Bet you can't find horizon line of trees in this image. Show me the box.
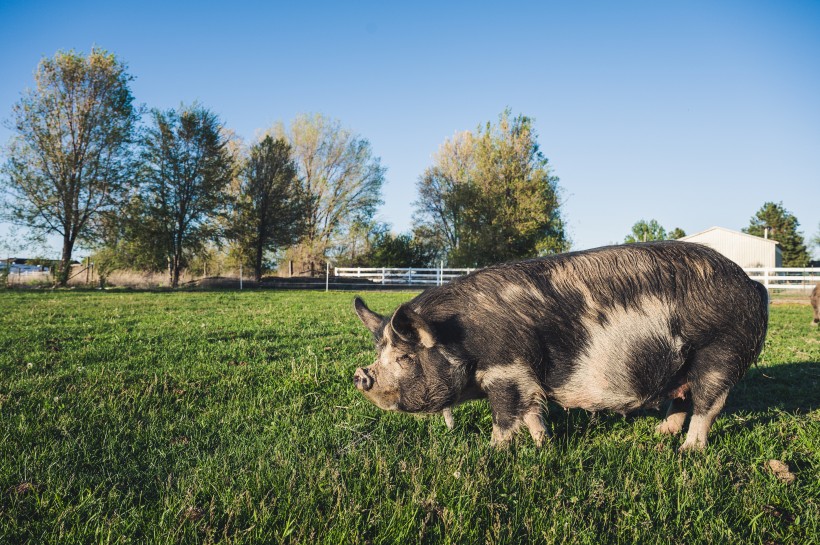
[1,49,817,287]
[0,48,570,286]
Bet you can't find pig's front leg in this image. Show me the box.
[489,405,548,447]
[484,366,549,447]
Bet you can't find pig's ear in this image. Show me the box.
[354,296,383,335]
[390,304,436,348]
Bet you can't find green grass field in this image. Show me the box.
[0,290,817,544]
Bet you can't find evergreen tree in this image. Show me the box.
[668,227,686,240]
[139,104,235,287]
[228,136,307,281]
[743,202,809,267]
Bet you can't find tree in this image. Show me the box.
[743,202,809,267]
[413,110,567,267]
[228,135,307,281]
[139,104,235,287]
[1,49,138,286]
[337,223,438,268]
[668,227,686,240]
[369,230,438,268]
[274,114,385,275]
[413,130,474,258]
[625,219,667,243]
[90,194,169,276]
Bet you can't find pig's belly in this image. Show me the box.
[549,373,647,414]
[546,298,684,414]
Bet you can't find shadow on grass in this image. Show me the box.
[726,361,819,414]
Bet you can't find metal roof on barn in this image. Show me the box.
[680,226,782,268]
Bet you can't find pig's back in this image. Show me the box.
[413,241,768,413]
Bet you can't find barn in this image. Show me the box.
[680,226,782,268]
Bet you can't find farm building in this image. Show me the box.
[680,226,782,268]
[0,257,52,274]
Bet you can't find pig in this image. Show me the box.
[811,283,820,326]
[352,241,769,451]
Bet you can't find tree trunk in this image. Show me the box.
[171,230,183,288]
[171,255,181,288]
[255,243,263,283]
[57,235,74,287]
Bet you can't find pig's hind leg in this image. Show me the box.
[655,396,691,435]
[679,345,739,451]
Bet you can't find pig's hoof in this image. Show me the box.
[490,427,514,448]
[531,431,548,448]
[678,439,706,453]
[490,438,511,449]
[655,420,683,435]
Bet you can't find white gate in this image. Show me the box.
[743,268,820,291]
[334,266,474,286]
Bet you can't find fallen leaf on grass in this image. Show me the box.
[766,459,796,483]
[182,506,204,521]
[762,504,795,524]
[12,482,35,495]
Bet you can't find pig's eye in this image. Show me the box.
[396,354,414,366]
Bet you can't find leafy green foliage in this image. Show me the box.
[275,114,385,275]
[137,104,236,286]
[625,219,668,243]
[743,202,809,267]
[365,231,438,268]
[414,110,567,267]
[0,291,816,543]
[0,48,138,285]
[338,224,439,268]
[668,227,686,240]
[91,194,172,277]
[227,136,308,281]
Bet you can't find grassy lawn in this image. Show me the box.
[0,290,817,544]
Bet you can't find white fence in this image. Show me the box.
[335,265,820,291]
[744,268,820,291]
[334,266,474,286]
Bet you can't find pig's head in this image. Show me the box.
[352,296,466,414]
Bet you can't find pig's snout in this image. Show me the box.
[353,367,374,391]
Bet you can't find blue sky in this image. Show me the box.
[1,0,819,258]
